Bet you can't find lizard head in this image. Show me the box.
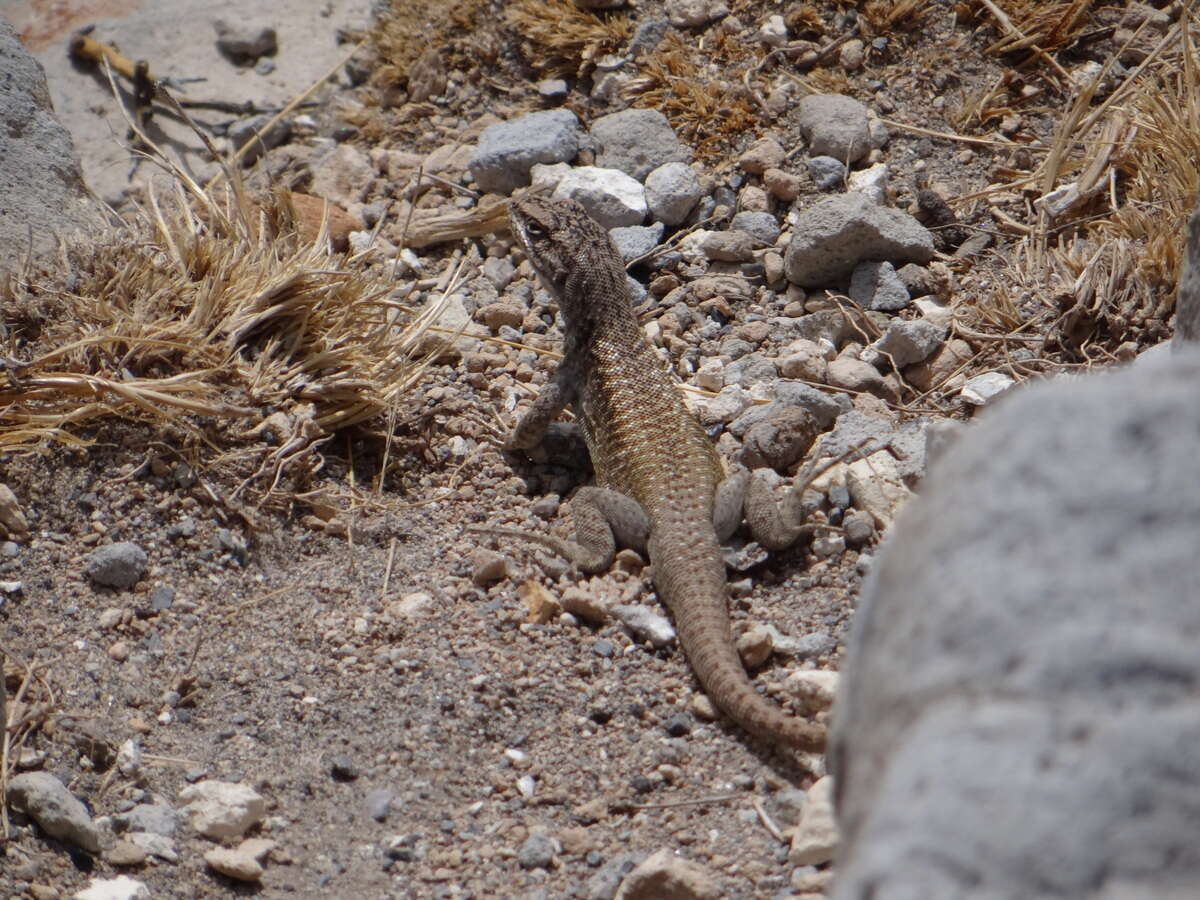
[507,193,623,309]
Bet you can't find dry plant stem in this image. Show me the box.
[876,117,1034,149]
[752,796,786,842]
[381,537,398,602]
[623,794,741,810]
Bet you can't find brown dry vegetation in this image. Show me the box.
[0,178,445,509]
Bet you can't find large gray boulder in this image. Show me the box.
[830,350,1200,900]
[1175,200,1200,345]
[0,17,102,271]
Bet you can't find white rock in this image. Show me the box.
[962,372,1017,406]
[116,739,141,777]
[552,166,647,228]
[205,845,264,882]
[560,585,612,623]
[758,14,788,47]
[615,847,721,899]
[845,450,913,529]
[73,876,150,900]
[614,604,676,648]
[178,780,266,841]
[693,384,754,426]
[785,669,840,712]
[127,831,179,862]
[914,296,954,329]
[789,776,839,865]
[530,161,571,189]
[387,591,435,618]
[694,358,724,392]
[665,0,730,29]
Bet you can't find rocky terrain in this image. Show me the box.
[0,1,1194,898]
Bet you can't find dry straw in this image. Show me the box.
[0,150,449,507]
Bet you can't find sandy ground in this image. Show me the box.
[1,0,372,206]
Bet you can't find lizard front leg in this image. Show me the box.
[505,351,583,451]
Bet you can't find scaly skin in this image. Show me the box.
[505,194,825,751]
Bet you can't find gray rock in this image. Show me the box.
[114,803,179,837]
[228,114,291,165]
[773,381,850,429]
[127,831,179,862]
[831,349,1200,900]
[730,211,780,245]
[610,223,664,262]
[0,19,102,272]
[842,509,876,547]
[850,260,910,312]
[818,410,895,459]
[469,109,583,194]
[697,230,755,262]
[626,274,648,305]
[797,94,872,164]
[628,19,670,57]
[772,309,856,346]
[364,789,394,822]
[807,155,846,190]
[724,353,778,387]
[518,831,556,870]
[309,143,373,209]
[553,166,647,228]
[85,542,148,589]
[591,108,689,181]
[481,256,516,290]
[741,407,818,472]
[8,771,102,853]
[826,356,888,396]
[771,629,837,659]
[214,21,277,64]
[784,193,935,287]
[586,852,646,900]
[869,319,946,368]
[645,161,703,226]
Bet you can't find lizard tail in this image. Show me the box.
[653,538,827,752]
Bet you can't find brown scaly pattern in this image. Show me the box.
[506,194,825,751]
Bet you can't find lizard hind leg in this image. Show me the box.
[713,468,751,542]
[568,486,651,573]
[745,469,815,552]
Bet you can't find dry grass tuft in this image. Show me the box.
[970,0,1094,55]
[624,32,759,161]
[370,0,495,87]
[0,176,446,506]
[861,0,933,32]
[985,11,1199,355]
[505,0,632,77]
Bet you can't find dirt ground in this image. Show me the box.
[1,0,1186,897]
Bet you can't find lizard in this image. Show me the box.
[501,193,826,752]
